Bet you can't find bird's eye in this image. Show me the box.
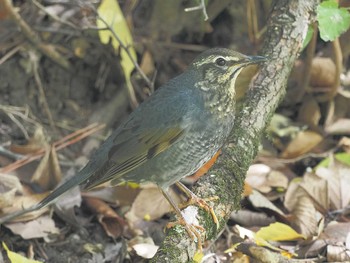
[215,57,226,67]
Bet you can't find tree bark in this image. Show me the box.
[152,0,319,262]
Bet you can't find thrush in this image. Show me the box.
[0,48,266,247]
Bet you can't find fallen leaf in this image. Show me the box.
[126,185,181,223]
[84,196,126,238]
[325,118,350,135]
[2,242,42,263]
[4,215,59,239]
[248,190,286,217]
[281,130,323,159]
[316,159,350,210]
[297,95,321,127]
[133,243,159,259]
[284,178,321,237]
[31,145,62,190]
[0,173,23,208]
[310,57,336,87]
[230,210,275,227]
[255,222,305,242]
[97,0,137,105]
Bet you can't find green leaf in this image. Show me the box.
[316,152,350,168]
[317,0,350,41]
[3,242,43,263]
[97,0,137,95]
[302,26,314,50]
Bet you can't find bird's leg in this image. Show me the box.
[161,189,204,251]
[175,182,219,229]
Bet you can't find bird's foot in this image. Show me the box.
[176,182,219,229]
[178,194,219,228]
[166,216,205,251]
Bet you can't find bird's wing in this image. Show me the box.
[83,122,185,190]
[82,87,194,190]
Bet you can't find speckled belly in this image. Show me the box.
[121,118,234,189]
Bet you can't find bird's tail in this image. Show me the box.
[0,167,93,224]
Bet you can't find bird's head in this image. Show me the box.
[191,48,266,88]
[189,48,266,115]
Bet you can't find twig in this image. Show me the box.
[30,51,57,132]
[31,0,78,30]
[95,12,154,90]
[247,0,259,44]
[299,23,318,101]
[3,0,70,69]
[184,0,209,21]
[0,105,41,139]
[0,123,105,173]
[0,45,21,65]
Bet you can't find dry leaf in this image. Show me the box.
[4,215,59,239]
[230,210,275,227]
[316,159,350,210]
[246,164,288,194]
[310,57,336,87]
[248,190,286,217]
[284,178,322,237]
[327,244,350,262]
[31,146,62,190]
[281,130,323,159]
[84,196,126,238]
[9,126,47,154]
[255,222,305,242]
[126,185,181,223]
[1,193,49,222]
[300,172,329,213]
[84,184,140,206]
[325,118,350,135]
[322,221,350,243]
[133,243,159,259]
[297,95,321,127]
[245,164,271,193]
[140,50,155,76]
[0,173,23,208]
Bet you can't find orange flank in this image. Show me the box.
[191,150,222,180]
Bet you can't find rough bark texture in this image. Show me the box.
[152,0,319,262]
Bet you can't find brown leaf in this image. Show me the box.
[84,196,126,238]
[284,178,322,237]
[310,57,336,87]
[281,130,323,159]
[300,172,329,213]
[126,184,181,223]
[245,164,288,194]
[297,95,321,128]
[316,159,350,210]
[0,173,23,208]
[327,244,350,262]
[140,50,155,77]
[3,215,59,239]
[325,118,350,135]
[31,145,62,190]
[1,192,49,222]
[248,190,286,217]
[9,126,47,154]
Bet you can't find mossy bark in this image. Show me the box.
[151,0,319,262]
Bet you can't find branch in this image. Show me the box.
[3,0,71,69]
[152,0,320,261]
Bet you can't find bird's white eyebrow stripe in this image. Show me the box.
[194,55,239,67]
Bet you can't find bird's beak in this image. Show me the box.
[243,55,267,66]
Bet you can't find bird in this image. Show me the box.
[0,48,266,246]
